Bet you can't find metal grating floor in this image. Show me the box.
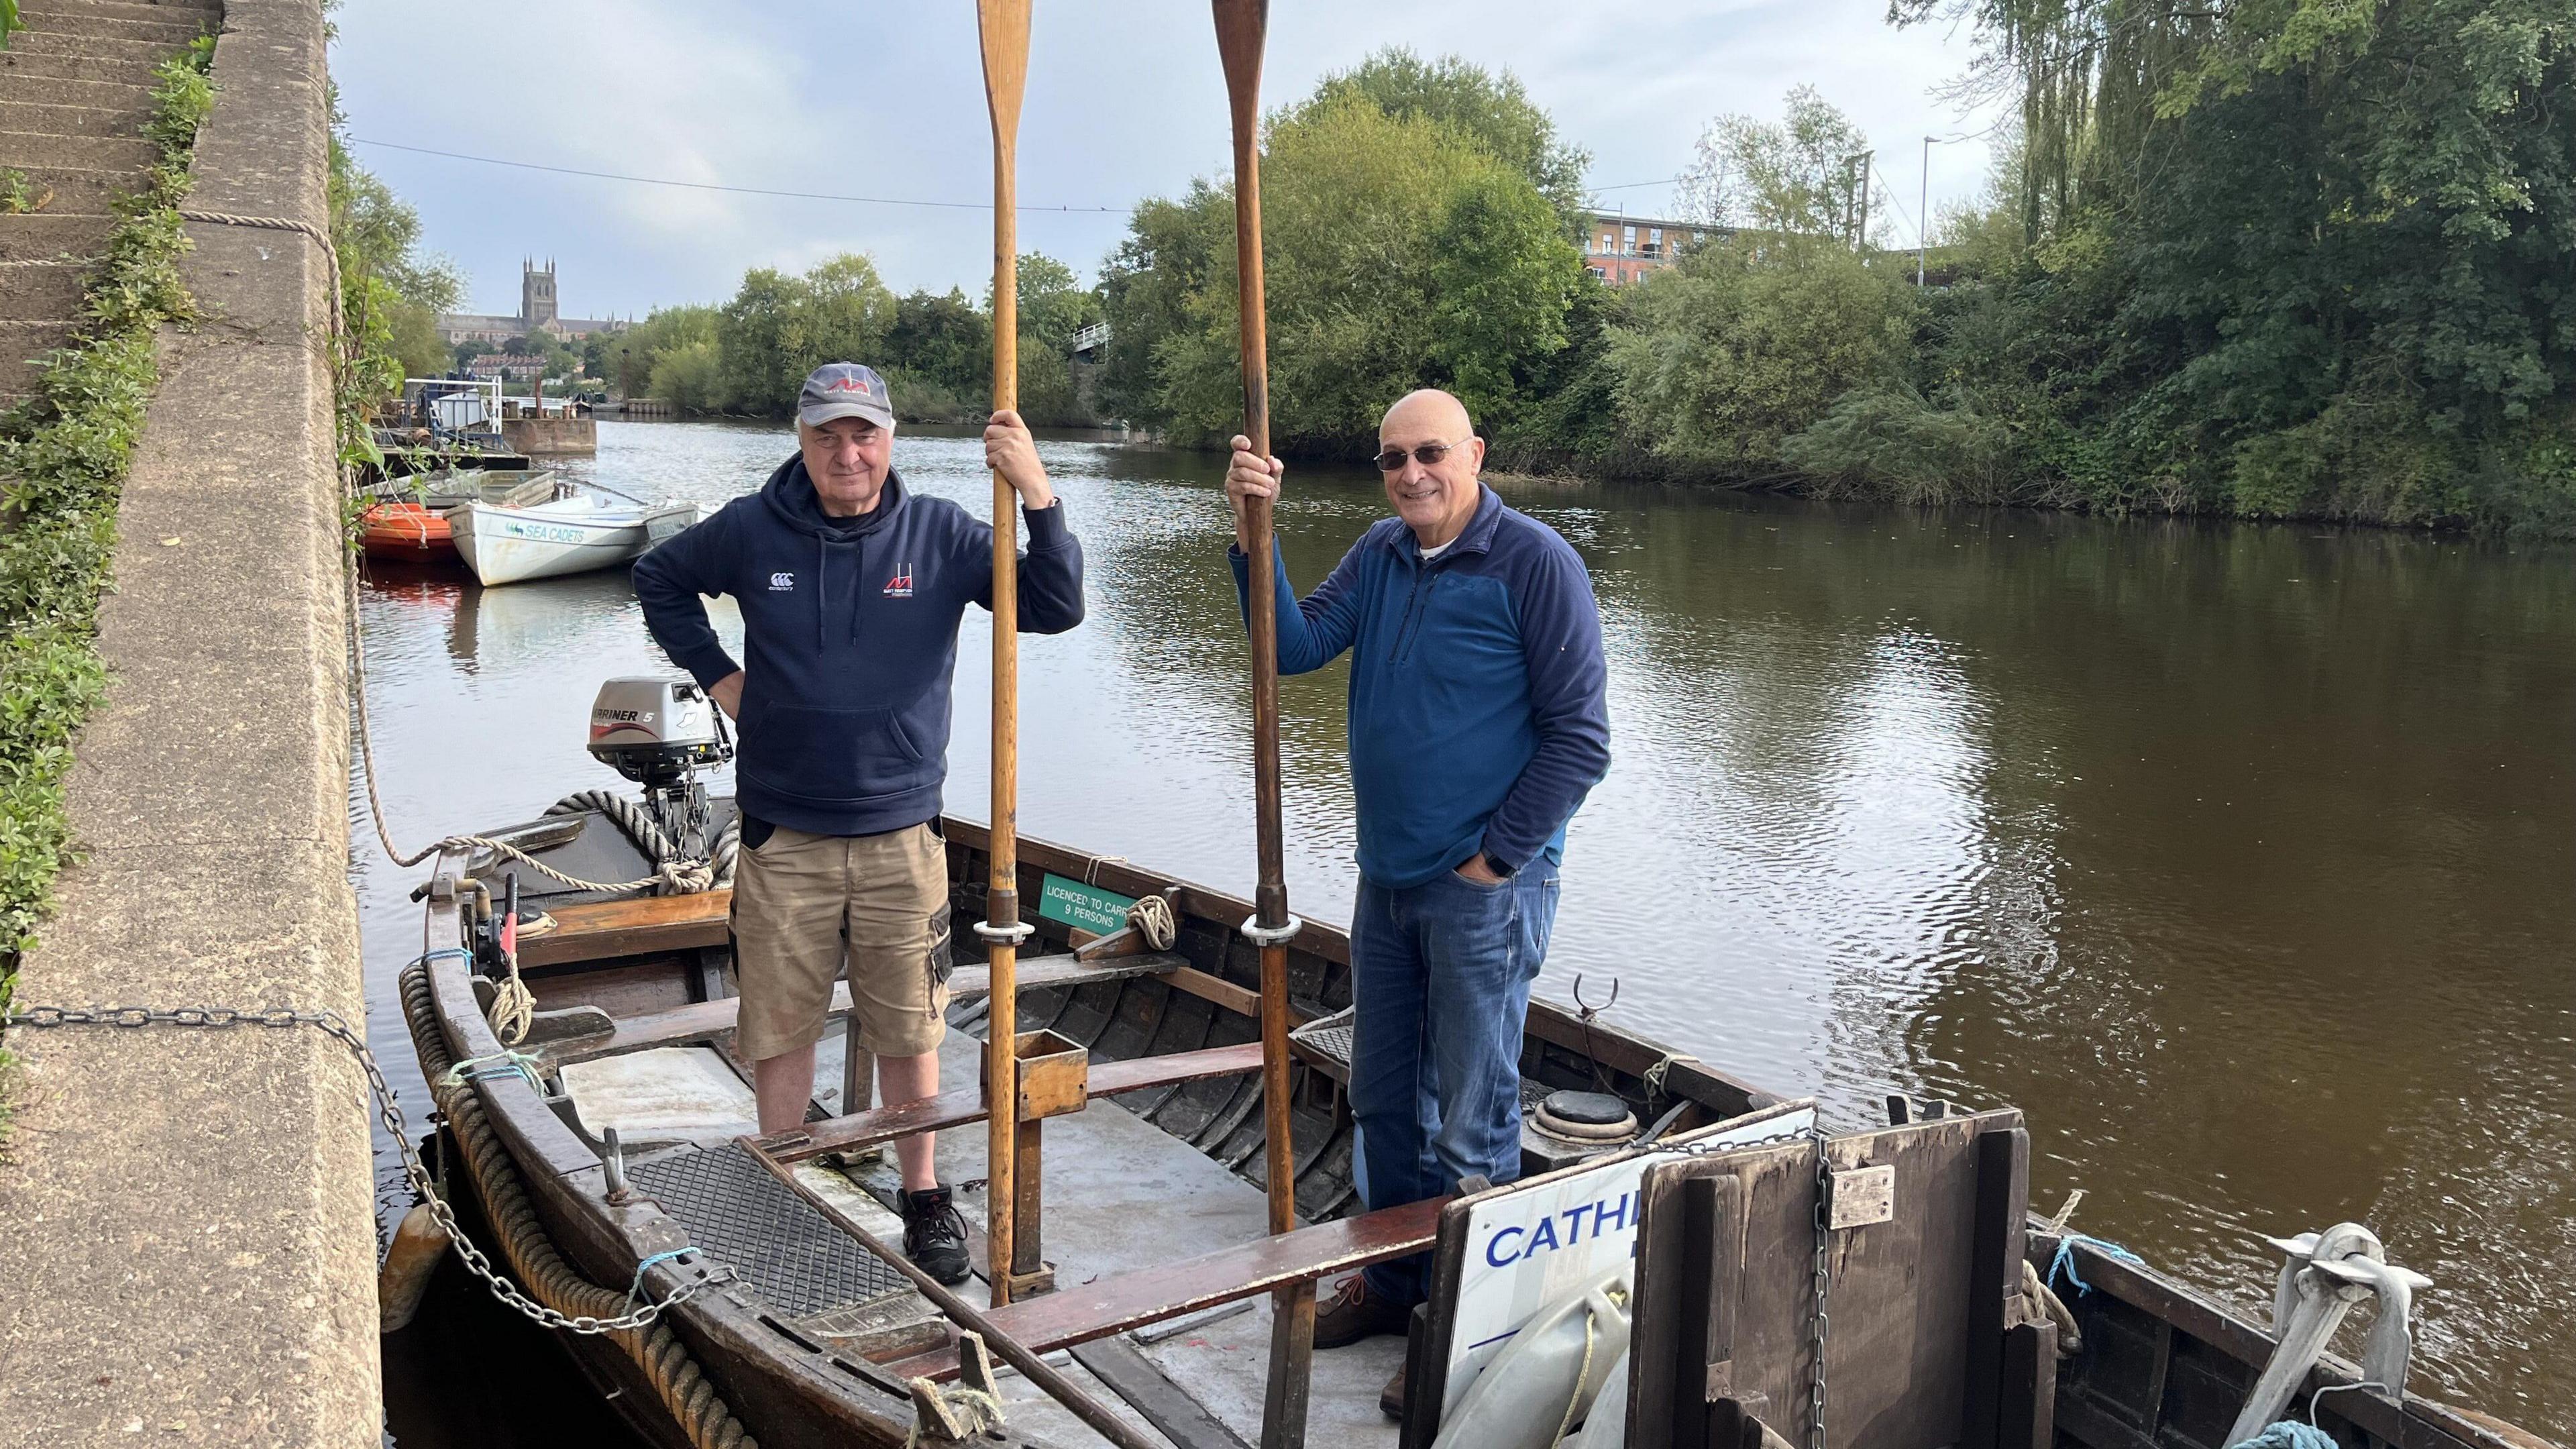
[1292,1007,1557,1112]
[1289,1006,1358,1073]
[626,1142,910,1318]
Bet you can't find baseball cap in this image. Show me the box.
[798,362,896,429]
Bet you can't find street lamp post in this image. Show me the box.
[1919,136,1934,285]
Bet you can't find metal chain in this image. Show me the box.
[1811,1134,1833,1449]
[1671,1120,1832,1449]
[1,1000,727,1335]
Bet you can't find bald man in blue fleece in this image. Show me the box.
[1222,387,1611,1417]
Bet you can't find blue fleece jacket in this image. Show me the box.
[635,453,1083,837]
[1231,484,1610,889]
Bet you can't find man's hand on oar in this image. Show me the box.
[1224,435,1284,552]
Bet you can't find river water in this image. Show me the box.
[359,420,2575,1445]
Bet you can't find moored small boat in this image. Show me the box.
[360,470,564,564]
[358,501,454,563]
[449,494,702,585]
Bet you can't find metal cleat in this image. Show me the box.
[2226,1223,2433,1446]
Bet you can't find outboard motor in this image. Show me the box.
[588,677,732,858]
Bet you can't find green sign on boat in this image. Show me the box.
[1037,872,1136,936]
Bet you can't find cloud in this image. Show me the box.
[331,0,2006,319]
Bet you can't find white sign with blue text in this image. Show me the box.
[1438,1099,1821,1420]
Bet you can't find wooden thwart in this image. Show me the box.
[757,1042,1266,1164]
[883,1195,1447,1383]
[519,890,730,966]
[532,951,1191,1062]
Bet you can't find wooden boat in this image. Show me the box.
[448,494,702,585]
[359,470,562,564]
[400,793,2544,1449]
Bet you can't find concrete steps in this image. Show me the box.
[1,44,178,85]
[0,164,133,215]
[0,211,116,256]
[3,73,166,115]
[11,4,217,46]
[0,129,160,171]
[0,23,201,60]
[0,0,209,413]
[22,0,224,25]
[1,100,156,138]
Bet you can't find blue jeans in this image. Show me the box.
[1350,858,1561,1305]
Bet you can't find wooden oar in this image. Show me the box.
[1212,3,1316,1444]
[976,0,1035,1306]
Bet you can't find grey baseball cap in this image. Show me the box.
[798,362,895,429]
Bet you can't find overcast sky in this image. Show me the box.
[330,0,2008,321]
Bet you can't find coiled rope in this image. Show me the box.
[547,789,741,895]
[1127,892,1176,951]
[402,962,759,1449]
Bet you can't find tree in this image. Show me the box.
[1608,234,1919,472]
[1004,253,1103,425]
[885,287,991,399]
[1676,85,1886,241]
[1297,48,1592,227]
[601,305,718,400]
[714,254,898,416]
[1099,87,1584,453]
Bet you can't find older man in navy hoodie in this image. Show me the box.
[636,362,1083,1285]
[1224,388,1609,1415]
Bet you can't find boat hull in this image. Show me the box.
[451,500,700,586]
[358,502,455,563]
[409,809,2548,1449]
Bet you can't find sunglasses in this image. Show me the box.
[1373,438,1471,472]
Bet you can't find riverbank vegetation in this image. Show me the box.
[598,251,1104,427]
[0,38,213,1044]
[1100,20,2573,536]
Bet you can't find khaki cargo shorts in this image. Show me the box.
[730,821,953,1062]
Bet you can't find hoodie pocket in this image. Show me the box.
[739,700,930,805]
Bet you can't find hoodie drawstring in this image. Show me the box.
[815,535,826,649]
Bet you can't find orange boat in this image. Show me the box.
[360,501,457,563]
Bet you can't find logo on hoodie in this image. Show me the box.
[769,571,795,592]
[883,564,914,598]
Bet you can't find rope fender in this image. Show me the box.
[400,962,758,1449]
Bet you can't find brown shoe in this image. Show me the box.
[1379,1360,1407,1421]
[1313,1273,1410,1350]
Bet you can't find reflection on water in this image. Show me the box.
[363,420,2576,1445]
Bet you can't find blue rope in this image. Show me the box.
[415,948,473,965]
[441,1049,544,1090]
[626,1248,698,1309]
[2231,1421,2338,1449]
[2048,1232,2147,1296]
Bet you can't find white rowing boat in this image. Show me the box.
[449,494,703,586]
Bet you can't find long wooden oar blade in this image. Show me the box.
[977,0,1034,139]
[1212,0,1268,133]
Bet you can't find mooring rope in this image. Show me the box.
[401,963,760,1449]
[186,203,718,902]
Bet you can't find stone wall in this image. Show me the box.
[0,2,376,1444]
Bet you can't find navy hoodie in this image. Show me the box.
[635,453,1083,837]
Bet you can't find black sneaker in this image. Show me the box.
[900,1185,973,1287]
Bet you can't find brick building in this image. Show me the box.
[1582,213,1729,286]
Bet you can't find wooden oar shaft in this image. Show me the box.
[978,0,1032,1305]
[1216,5,1316,1444]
